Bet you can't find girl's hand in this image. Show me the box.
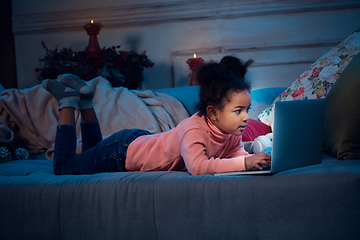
[245,152,271,171]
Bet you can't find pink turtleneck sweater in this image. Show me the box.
[126,112,249,175]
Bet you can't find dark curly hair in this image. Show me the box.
[196,56,253,116]
[220,56,254,77]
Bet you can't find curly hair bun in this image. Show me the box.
[195,57,252,116]
[196,62,227,88]
[220,56,254,78]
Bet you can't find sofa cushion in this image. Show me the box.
[258,27,360,128]
[323,52,360,160]
[154,86,200,115]
[249,87,286,120]
[242,119,271,142]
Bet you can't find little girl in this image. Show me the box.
[43,57,271,175]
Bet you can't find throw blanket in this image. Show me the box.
[0,77,189,159]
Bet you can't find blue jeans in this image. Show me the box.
[53,120,151,175]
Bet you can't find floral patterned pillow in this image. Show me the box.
[258,27,360,128]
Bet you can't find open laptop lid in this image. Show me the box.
[271,98,325,173]
[214,98,325,176]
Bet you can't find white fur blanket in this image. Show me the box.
[0,77,189,159]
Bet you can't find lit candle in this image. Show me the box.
[83,20,103,55]
[186,53,204,86]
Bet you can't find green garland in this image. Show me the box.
[36,42,154,87]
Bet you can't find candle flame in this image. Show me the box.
[91,20,94,24]
[193,53,196,58]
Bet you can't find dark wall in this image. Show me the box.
[0,0,17,89]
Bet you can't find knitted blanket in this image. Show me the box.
[0,77,189,159]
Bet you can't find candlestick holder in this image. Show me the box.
[186,55,204,86]
[83,20,103,55]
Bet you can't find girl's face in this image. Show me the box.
[211,90,251,136]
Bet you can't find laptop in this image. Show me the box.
[214,98,325,176]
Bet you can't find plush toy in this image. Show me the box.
[252,133,273,155]
[0,125,29,163]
